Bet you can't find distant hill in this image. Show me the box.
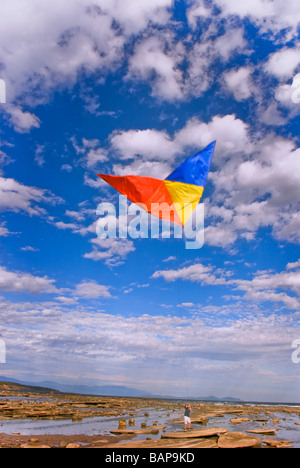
[0,376,241,401]
[0,379,61,394]
[38,381,154,397]
[0,377,153,397]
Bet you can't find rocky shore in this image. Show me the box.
[0,387,299,448]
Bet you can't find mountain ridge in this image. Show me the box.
[0,376,241,401]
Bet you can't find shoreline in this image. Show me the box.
[0,390,299,448]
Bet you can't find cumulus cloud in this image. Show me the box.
[92,113,300,248]
[127,35,185,101]
[103,114,250,178]
[72,137,108,168]
[214,0,300,40]
[1,298,298,399]
[84,237,135,267]
[223,67,255,101]
[264,45,300,79]
[152,262,228,286]
[74,280,111,299]
[153,259,300,310]
[0,0,176,138]
[0,222,10,237]
[0,265,58,294]
[0,0,174,109]
[126,26,250,101]
[0,177,63,216]
[233,264,300,310]
[110,128,177,161]
[5,106,40,133]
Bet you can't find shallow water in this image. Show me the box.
[207,411,300,448]
[0,403,299,447]
[0,406,182,440]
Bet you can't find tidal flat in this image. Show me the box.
[0,390,299,448]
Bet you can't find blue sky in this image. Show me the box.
[0,0,300,402]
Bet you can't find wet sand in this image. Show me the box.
[0,389,299,448]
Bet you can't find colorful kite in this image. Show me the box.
[97,140,216,226]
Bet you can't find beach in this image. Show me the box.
[0,389,299,448]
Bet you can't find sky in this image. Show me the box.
[0,0,300,403]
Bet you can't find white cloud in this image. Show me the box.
[110,128,177,161]
[213,28,249,61]
[105,114,250,177]
[153,259,300,310]
[126,25,250,102]
[0,265,58,294]
[95,113,300,248]
[152,262,228,285]
[1,296,298,398]
[74,280,111,299]
[175,115,250,162]
[99,0,173,34]
[259,102,287,127]
[6,106,40,133]
[204,223,238,248]
[84,237,135,266]
[0,0,174,112]
[233,264,300,310]
[0,222,10,237]
[236,137,300,206]
[215,0,300,40]
[286,258,300,270]
[113,159,173,180]
[223,67,254,101]
[34,145,46,167]
[273,73,300,120]
[0,149,13,175]
[0,177,62,216]
[186,1,211,28]
[72,137,108,168]
[265,45,300,79]
[61,164,72,173]
[53,221,81,232]
[127,35,185,101]
[20,246,40,252]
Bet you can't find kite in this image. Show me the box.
[97,140,216,227]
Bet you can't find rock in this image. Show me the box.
[218,432,260,448]
[110,428,159,435]
[272,418,279,423]
[262,439,293,448]
[21,443,51,448]
[147,425,166,430]
[102,437,219,449]
[230,417,251,424]
[246,428,277,435]
[129,418,135,426]
[66,443,81,448]
[161,427,229,439]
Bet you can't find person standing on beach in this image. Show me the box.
[183,404,192,431]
